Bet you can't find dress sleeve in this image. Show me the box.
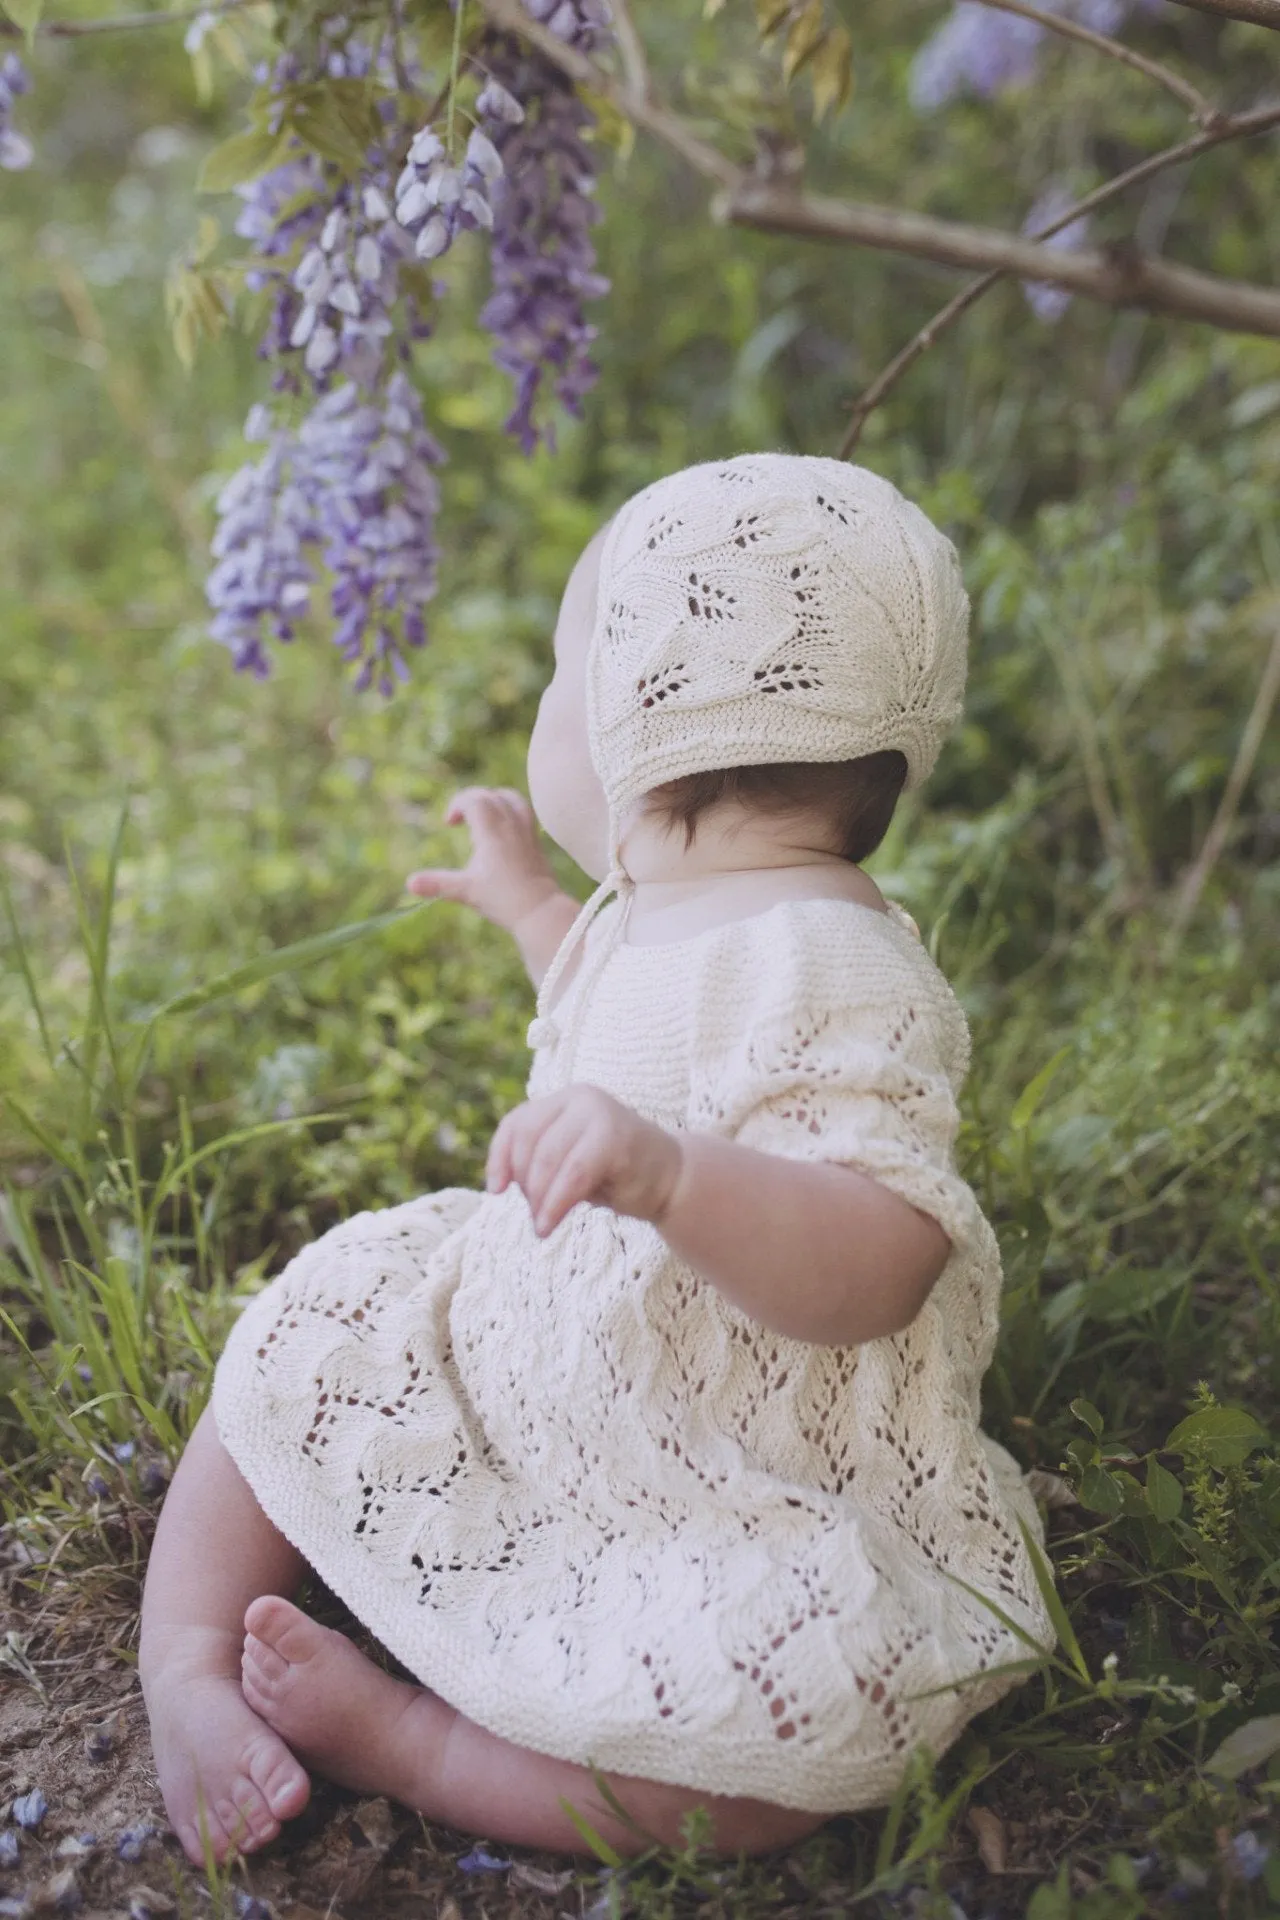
[691,918,988,1263]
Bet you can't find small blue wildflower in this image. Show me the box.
[86,1472,110,1498]
[112,1440,136,1464]
[1230,1831,1270,1881]
[0,1831,18,1866]
[0,54,33,171]
[232,1893,273,1919]
[457,1846,511,1872]
[116,1824,154,1862]
[12,1789,47,1830]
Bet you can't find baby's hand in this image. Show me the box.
[406,787,561,936]
[486,1085,683,1238]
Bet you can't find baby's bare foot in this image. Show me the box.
[142,1628,311,1866]
[241,1596,457,1807]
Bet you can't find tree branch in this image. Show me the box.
[1164,0,1280,29]
[480,1,1280,349]
[608,0,650,111]
[725,164,1280,337]
[976,0,1220,125]
[839,101,1280,454]
[1,0,258,36]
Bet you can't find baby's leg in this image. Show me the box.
[242,1599,829,1860]
[139,1406,313,1865]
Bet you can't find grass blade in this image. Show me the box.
[556,1793,626,1867]
[0,868,57,1070]
[147,903,428,1019]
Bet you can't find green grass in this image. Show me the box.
[3,10,1280,1912]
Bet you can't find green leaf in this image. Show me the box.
[1070,1397,1103,1437]
[1203,1714,1280,1781]
[1078,1464,1124,1515]
[1015,1512,1091,1684]
[1027,1861,1072,1920]
[809,23,853,118]
[1,0,43,48]
[1081,1265,1185,1325]
[782,0,826,82]
[198,127,290,194]
[1165,1406,1268,1469]
[147,904,428,1019]
[756,0,793,37]
[1013,1044,1074,1128]
[1145,1457,1183,1522]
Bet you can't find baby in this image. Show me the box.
[140,454,1056,1867]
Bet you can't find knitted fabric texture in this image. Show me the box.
[213,896,1057,1815]
[528,455,970,1059]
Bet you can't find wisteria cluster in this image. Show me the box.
[909,0,1158,110]
[910,1,1164,325]
[1020,183,1092,321]
[1,53,33,172]
[478,12,612,454]
[209,3,612,690]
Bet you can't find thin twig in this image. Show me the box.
[1165,617,1280,944]
[1164,0,1280,29]
[837,99,1280,455]
[977,0,1220,125]
[1,0,260,37]
[608,0,650,110]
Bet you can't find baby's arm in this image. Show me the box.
[487,1085,951,1348]
[654,1133,951,1347]
[406,787,580,987]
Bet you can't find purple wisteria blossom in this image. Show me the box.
[0,53,33,171]
[910,0,1159,110]
[477,4,612,452]
[233,153,330,392]
[297,372,443,691]
[209,3,613,690]
[394,120,507,262]
[289,184,415,387]
[207,408,317,677]
[1021,182,1092,321]
[208,33,445,690]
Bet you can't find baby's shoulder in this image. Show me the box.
[692,896,972,1085]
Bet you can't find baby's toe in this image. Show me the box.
[184,1794,239,1867]
[243,1631,289,1690]
[213,1784,275,1855]
[245,1727,311,1821]
[244,1593,322,1666]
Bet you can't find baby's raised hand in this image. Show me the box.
[406,787,561,936]
[486,1085,683,1238]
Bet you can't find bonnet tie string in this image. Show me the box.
[525,856,635,1064]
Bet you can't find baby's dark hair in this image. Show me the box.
[642,750,908,865]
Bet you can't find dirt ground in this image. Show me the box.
[0,1494,1227,1919]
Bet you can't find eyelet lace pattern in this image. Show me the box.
[213,896,1056,1816]
[587,455,970,818]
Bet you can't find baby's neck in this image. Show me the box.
[615,808,885,946]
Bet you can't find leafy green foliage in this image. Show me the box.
[2,3,1279,1912]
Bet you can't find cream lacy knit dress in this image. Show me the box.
[213,889,1056,1815]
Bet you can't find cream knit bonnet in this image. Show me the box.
[527,453,971,1065]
